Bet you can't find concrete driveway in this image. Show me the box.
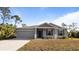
[0,38,30,51]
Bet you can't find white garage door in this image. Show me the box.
[16,30,34,39]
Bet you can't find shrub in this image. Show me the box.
[0,24,16,39]
[76,32,79,38]
[68,31,79,38]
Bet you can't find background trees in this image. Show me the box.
[22,24,26,27]
[11,15,22,27]
[0,7,11,24]
[61,22,79,38]
[0,7,22,39]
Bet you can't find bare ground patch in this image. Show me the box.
[18,39,79,51]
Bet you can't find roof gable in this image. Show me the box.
[49,23,62,28]
[37,22,63,29]
[38,23,52,27]
[18,22,63,29]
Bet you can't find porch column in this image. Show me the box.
[34,27,37,39]
[54,29,58,39]
[43,29,46,38]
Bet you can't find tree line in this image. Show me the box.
[0,7,22,39]
[62,22,79,38]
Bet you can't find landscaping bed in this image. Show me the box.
[18,39,79,51]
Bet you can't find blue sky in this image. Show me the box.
[10,7,79,26]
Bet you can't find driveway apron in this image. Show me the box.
[0,39,30,51]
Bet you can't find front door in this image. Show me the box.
[37,29,43,38]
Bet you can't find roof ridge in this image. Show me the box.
[49,23,62,28]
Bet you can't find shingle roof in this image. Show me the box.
[17,22,63,29]
[49,23,62,28]
[38,22,53,27]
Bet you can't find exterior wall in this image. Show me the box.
[53,29,58,39]
[16,27,67,39]
[63,29,68,38]
[57,29,63,39]
[57,29,68,39]
[43,29,46,38]
[42,29,58,39]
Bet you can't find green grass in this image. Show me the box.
[65,38,79,40]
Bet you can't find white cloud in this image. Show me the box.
[52,11,79,28]
[38,11,79,30]
[18,10,79,29]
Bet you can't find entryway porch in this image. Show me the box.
[34,27,58,39]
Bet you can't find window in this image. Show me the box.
[58,30,63,35]
[46,29,53,35]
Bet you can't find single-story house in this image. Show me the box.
[16,23,68,39]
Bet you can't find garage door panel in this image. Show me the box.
[16,31,34,39]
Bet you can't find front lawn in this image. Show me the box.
[65,38,79,40]
[18,39,79,51]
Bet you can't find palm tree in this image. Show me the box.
[11,15,22,27]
